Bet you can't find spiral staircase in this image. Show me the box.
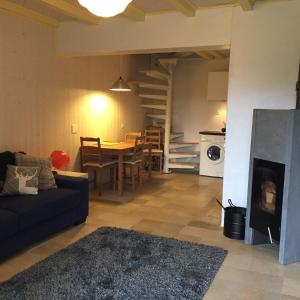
[131,57,199,173]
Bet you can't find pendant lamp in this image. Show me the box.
[78,0,133,18]
[110,56,131,92]
[110,76,131,92]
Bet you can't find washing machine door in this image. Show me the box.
[206,144,224,164]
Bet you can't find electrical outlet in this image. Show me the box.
[71,124,78,134]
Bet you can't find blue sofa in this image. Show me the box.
[0,174,89,261]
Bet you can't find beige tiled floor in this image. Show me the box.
[1,172,300,299]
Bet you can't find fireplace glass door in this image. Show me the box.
[250,158,285,241]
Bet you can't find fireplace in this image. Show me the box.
[245,65,300,265]
[250,158,285,241]
[245,109,300,265]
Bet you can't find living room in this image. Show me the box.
[0,0,300,299]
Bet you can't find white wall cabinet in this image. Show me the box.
[207,72,229,101]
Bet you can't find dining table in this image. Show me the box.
[100,142,152,196]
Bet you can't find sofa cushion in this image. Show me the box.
[0,209,18,240]
[15,153,57,191]
[0,189,80,231]
[2,165,40,196]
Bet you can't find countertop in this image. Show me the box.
[199,131,226,136]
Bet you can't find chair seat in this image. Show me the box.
[123,159,142,165]
[83,160,116,168]
[143,149,163,153]
[124,153,134,157]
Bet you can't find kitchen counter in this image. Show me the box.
[199,131,226,136]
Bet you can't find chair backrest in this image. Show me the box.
[80,137,102,166]
[125,132,142,143]
[145,129,161,149]
[133,135,146,160]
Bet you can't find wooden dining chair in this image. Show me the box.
[125,132,142,143]
[80,137,117,196]
[144,129,163,173]
[123,136,145,192]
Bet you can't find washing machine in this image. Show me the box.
[199,131,225,178]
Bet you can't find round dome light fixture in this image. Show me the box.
[78,0,133,18]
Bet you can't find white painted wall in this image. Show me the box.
[57,8,233,55]
[0,12,147,170]
[172,58,229,148]
[223,0,300,208]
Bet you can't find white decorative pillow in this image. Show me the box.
[15,153,57,190]
[1,165,41,195]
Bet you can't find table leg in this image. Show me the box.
[118,153,124,196]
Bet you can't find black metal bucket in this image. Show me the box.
[217,199,246,240]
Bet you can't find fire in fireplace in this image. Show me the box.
[250,158,285,242]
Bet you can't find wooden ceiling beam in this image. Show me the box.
[195,51,214,60]
[238,0,256,11]
[176,52,194,58]
[166,0,196,17]
[209,50,226,59]
[0,0,59,27]
[122,4,145,22]
[40,0,101,24]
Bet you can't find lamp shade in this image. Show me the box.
[78,0,133,18]
[109,76,131,92]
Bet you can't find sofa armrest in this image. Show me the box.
[54,175,87,190]
[54,175,89,219]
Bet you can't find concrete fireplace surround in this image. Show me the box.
[245,109,300,265]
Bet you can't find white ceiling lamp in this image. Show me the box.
[78,0,133,18]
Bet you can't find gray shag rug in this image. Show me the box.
[0,227,227,300]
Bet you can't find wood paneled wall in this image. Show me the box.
[0,12,147,170]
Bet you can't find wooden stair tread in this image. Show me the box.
[170,132,184,140]
[170,142,198,145]
[169,151,200,155]
[140,104,167,110]
[139,94,168,100]
[168,162,199,169]
[140,70,170,80]
[146,114,166,120]
[131,81,168,91]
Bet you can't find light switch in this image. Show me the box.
[71,124,78,134]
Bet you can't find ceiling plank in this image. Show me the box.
[40,0,101,24]
[123,4,145,22]
[166,0,196,17]
[238,0,256,11]
[0,0,59,27]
